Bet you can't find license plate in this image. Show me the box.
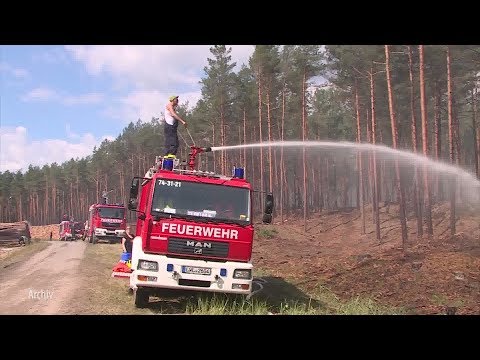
[181,266,211,276]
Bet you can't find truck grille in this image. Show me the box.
[167,237,229,258]
[101,222,121,228]
[179,279,211,288]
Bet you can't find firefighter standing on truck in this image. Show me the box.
[164,95,188,158]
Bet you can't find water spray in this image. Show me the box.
[210,140,480,205]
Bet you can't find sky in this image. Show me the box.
[0,45,255,173]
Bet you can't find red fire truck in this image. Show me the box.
[127,146,273,308]
[85,203,127,244]
[59,220,74,241]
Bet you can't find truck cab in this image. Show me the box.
[85,203,127,244]
[59,220,74,241]
[127,146,273,308]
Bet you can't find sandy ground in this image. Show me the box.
[0,241,87,315]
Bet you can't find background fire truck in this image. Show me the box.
[127,146,273,308]
[84,203,127,244]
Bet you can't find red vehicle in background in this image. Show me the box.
[72,221,85,239]
[84,203,127,244]
[59,220,74,241]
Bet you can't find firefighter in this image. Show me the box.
[122,226,134,254]
[102,190,108,204]
[164,95,187,158]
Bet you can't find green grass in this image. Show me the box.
[307,284,406,315]
[70,242,403,315]
[256,227,278,239]
[66,242,151,315]
[431,293,464,309]
[185,295,270,315]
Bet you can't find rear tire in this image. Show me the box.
[134,288,149,308]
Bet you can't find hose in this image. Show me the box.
[186,127,196,146]
[246,277,267,300]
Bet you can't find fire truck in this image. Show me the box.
[127,146,274,308]
[85,202,127,244]
[59,220,74,241]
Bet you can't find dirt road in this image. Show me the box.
[0,241,87,315]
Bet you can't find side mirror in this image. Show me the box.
[128,178,140,211]
[130,178,140,199]
[128,198,138,211]
[263,192,274,224]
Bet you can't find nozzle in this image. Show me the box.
[202,147,212,153]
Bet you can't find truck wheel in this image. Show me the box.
[134,288,149,308]
[92,235,97,244]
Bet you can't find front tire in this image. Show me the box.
[134,288,149,308]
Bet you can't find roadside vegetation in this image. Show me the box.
[72,243,402,315]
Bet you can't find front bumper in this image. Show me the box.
[95,228,126,238]
[129,237,252,295]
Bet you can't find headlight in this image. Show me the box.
[233,269,252,279]
[138,260,158,271]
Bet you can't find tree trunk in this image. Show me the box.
[473,86,479,179]
[354,79,365,234]
[280,87,286,223]
[385,45,408,248]
[434,81,442,201]
[44,174,48,225]
[366,107,374,221]
[266,91,273,195]
[302,71,308,232]
[243,108,247,174]
[220,101,226,175]
[343,158,349,209]
[419,45,433,236]
[407,45,423,238]
[370,68,381,241]
[212,123,216,173]
[70,182,73,218]
[18,194,23,221]
[447,46,456,237]
[52,184,56,224]
[257,68,264,210]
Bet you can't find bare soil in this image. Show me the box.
[253,202,480,315]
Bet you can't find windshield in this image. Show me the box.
[151,179,251,224]
[97,207,125,219]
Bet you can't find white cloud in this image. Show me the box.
[21,87,58,102]
[0,126,113,172]
[65,45,254,91]
[21,87,104,105]
[64,45,254,123]
[104,90,202,123]
[62,93,104,105]
[33,48,69,64]
[0,62,29,78]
